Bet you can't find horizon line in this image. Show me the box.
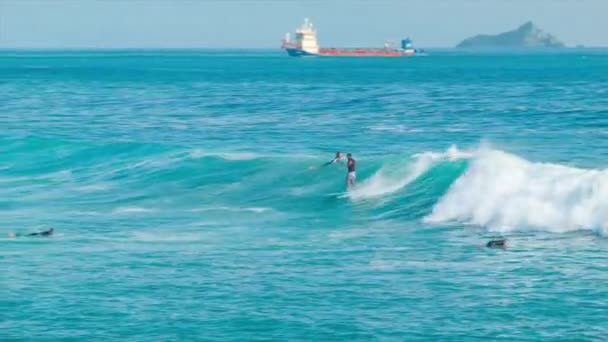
[1,46,607,51]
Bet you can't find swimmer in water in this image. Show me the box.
[8,228,54,238]
[346,153,356,189]
[323,152,344,166]
[486,239,507,248]
[308,152,344,170]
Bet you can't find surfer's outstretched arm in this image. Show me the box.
[309,152,345,170]
[324,152,344,167]
[322,158,337,167]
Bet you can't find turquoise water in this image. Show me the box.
[2,50,608,340]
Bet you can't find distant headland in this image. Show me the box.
[457,21,565,48]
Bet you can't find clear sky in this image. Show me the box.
[1,0,606,48]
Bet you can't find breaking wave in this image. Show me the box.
[425,148,608,236]
[4,136,608,237]
[344,144,608,236]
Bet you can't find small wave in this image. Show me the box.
[576,129,608,135]
[218,153,258,161]
[113,206,155,214]
[425,148,608,236]
[132,232,209,242]
[127,156,180,170]
[188,149,259,161]
[0,169,74,184]
[52,170,73,179]
[328,228,370,241]
[170,124,189,130]
[368,124,424,133]
[188,148,206,159]
[192,206,272,213]
[76,183,111,192]
[444,126,470,133]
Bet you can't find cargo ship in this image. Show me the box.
[281,18,421,57]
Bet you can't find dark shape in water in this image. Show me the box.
[8,228,54,238]
[486,239,507,248]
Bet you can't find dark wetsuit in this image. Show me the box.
[486,239,506,248]
[346,157,356,188]
[26,229,54,237]
[347,158,356,173]
[323,158,340,167]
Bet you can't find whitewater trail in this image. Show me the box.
[348,145,472,201]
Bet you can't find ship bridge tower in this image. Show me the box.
[401,38,414,51]
[295,18,319,54]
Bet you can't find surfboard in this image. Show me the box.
[325,192,350,199]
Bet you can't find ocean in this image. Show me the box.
[2,49,608,340]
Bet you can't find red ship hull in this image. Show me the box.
[282,19,420,57]
[282,41,420,57]
[317,48,415,57]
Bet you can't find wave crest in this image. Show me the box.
[426,148,608,235]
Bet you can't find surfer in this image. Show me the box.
[486,239,507,248]
[346,153,356,189]
[323,152,344,166]
[8,228,54,238]
[309,152,344,170]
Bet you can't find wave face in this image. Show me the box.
[5,136,605,236]
[348,145,471,201]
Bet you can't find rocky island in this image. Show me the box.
[457,21,565,48]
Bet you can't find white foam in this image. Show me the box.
[113,206,155,214]
[40,169,73,180]
[188,148,206,159]
[426,148,608,236]
[349,145,471,200]
[132,232,208,242]
[192,206,272,213]
[188,149,258,161]
[218,153,258,161]
[242,207,271,213]
[76,183,111,192]
[369,124,424,133]
[127,156,181,170]
[0,169,73,184]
